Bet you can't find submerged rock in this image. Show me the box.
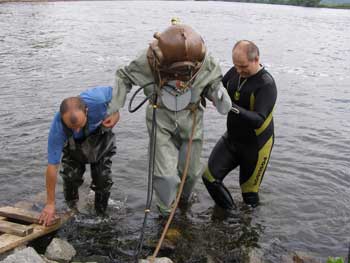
[41,257,59,263]
[165,228,181,243]
[291,251,322,263]
[45,238,76,262]
[258,239,323,263]
[144,239,176,253]
[247,248,264,263]
[0,247,45,263]
[139,257,174,263]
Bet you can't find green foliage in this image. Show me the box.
[326,257,345,263]
[287,0,321,6]
[265,0,322,6]
[319,3,350,7]
[224,0,349,8]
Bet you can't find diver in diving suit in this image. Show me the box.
[103,24,232,215]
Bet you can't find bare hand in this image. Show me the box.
[39,204,56,226]
[102,112,120,128]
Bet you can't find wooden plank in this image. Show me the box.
[0,211,72,254]
[0,206,59,225]
[0,221,33,237]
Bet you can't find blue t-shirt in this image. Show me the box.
[47,86,113,164]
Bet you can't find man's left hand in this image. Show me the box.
[39,204,56,227]
[102,112,120,128]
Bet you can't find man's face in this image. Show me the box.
[232,49,259,78]
[62,110,87,133]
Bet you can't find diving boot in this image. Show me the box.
[94,192,110,216]
[156,202,171,218]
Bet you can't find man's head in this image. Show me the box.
[60,97,87,133]
[232,40,261,78]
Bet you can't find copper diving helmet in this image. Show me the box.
[147,24,206,84]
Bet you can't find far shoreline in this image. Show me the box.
[0,0,349,10]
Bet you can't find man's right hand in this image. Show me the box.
[102,112,120,128]
[39,204,56,226]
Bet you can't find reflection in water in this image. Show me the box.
[0,1,350,262]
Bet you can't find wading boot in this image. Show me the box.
[64,187,79,210]
[242,192,259,208]
[94,192,110,216]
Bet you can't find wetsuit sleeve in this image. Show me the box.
[234,76,277,129]
[47,113,67,165]
[107,50,153,114]
[222,67,235,89]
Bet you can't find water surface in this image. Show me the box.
[0,1,349,262]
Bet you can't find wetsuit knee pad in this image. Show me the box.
[202,176,236,210]
[242,192,259,207]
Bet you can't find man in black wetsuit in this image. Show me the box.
[202,40,277,208]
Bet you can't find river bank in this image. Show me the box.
[0,0,81,2]
[0,0,350,9]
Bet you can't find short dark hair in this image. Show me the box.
[233,40,260,61]
[59,97,86,116]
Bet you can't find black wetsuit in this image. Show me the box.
[204,66,277,206]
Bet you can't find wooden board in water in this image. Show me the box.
[0,206,72,254]
[0,206,60,225]
[0,220,33,237]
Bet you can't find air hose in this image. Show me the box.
[128,82,155,113]
[129,83,158,262]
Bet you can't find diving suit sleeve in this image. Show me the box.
[209,84,232,115]
[203,55,232,114]
[107,50,153,114]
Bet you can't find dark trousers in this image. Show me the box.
[60,128,116,213]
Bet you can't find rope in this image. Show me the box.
[149,108,197,263]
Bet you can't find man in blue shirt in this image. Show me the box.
[39,86,119,226]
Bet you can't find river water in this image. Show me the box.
[0,1,349,262]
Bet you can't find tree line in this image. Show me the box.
[225,0,321,7]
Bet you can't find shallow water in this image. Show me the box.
[0,1,349,262]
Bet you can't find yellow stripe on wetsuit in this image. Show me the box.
[202,166,216,183]
[241,136,273,193]
[250,93,274,136]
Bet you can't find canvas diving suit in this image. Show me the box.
[108,25,231,213]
